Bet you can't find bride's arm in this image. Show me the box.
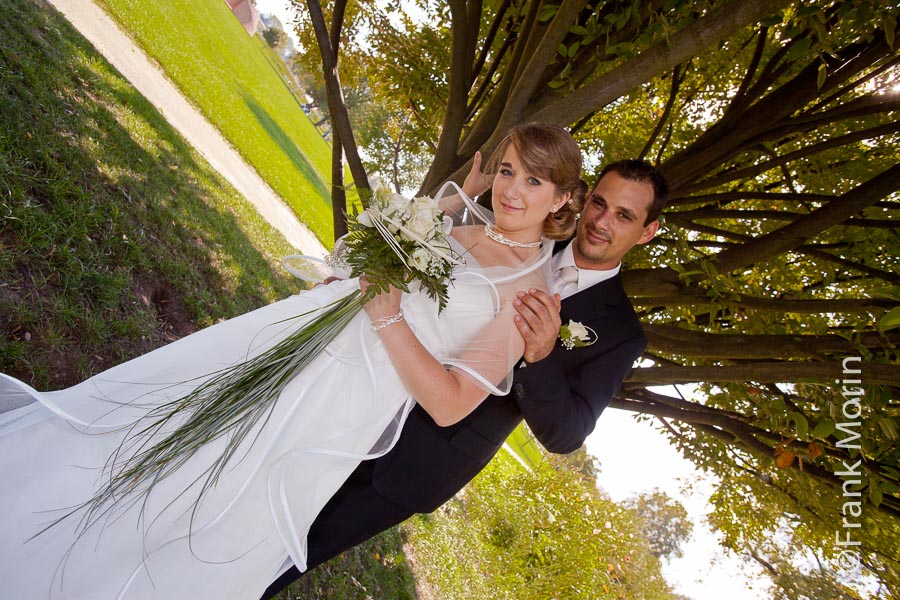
[362,279,524,427]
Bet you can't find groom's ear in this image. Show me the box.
[637,220,659,245]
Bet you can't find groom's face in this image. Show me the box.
[573,172,658,271]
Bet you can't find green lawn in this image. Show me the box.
[94,0,336,245]
[0,0,305,388]
[505,422,547,468]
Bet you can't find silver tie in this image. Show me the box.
[556,265,579,298]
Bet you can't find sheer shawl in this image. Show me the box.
[432,182,553,396]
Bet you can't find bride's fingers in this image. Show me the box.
[513,289,560,364]
[463,151,492,198]
[361,278,403,320]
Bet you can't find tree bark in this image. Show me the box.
[305,0,369,208]
[627,361,900,385]
[643,324,888,360]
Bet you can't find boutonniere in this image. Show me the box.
[559,320,597,350]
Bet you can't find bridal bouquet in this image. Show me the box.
[338,179,457,311]
[79,181,459,528]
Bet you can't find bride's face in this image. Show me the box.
[491,145,568,242]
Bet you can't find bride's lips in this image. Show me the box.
[498,200,523,212]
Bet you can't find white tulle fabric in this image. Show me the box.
[0,182,552,599]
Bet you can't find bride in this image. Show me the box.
[0,122,585,599]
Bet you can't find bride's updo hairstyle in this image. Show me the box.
[486,122,587,241]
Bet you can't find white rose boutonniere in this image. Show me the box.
[559,319,597,350]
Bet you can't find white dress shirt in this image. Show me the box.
[550,241,621,299]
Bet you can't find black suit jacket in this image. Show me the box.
[369,273,646,513]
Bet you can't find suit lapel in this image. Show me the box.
[559,275,625,324]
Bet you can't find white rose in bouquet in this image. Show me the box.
[356,211,374,228]
[387,192,411,216]
[409,247,431,272]
[402,196,442,241]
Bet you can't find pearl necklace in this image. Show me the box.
[483,224,543,248]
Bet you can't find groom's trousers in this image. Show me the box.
[260,396,524,599]
[261,458,410,598]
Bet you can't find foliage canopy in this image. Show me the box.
[295,0,899,595]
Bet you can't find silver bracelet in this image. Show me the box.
[371,309,404,332]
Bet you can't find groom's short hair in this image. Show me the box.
[598,160,668,225]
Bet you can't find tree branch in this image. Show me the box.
[702,164,900,276]
[526,0,792,124]
[643,324,888,360]
[681,121,900,194]
[639,64,685,161]
[497,0,585,127]
[631,293,896,314]
[305,0,369,205]
[628,361,900,386]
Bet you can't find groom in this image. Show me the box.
[262,159,668,598]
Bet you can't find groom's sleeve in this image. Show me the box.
[510,332,646,454]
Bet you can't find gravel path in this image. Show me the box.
[47,0,328,258]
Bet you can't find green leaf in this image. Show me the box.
[783,25,804,39]
[538,4,558,23]
[877,306,900,332]
[812,419,836,439]
[785,38,812,63]
[881,465,900,480]
[796,6,820,18]
[877,416,899,441]
[869,481,883,507]
[817,63,827,89]
[791,412,809,438]
[881,480,900,494]
[760,14,782,27]
[885,14,896,49]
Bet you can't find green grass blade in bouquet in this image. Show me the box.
[71,290,364,533]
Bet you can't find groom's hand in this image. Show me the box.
[513,288,561,364]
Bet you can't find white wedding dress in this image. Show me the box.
[0,189,552,599]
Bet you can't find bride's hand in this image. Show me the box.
[462,151,493,198]
[360,277,403,321]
